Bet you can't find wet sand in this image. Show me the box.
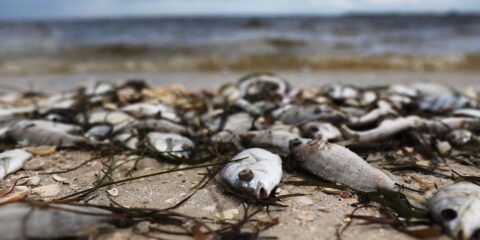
[0,70,478,240]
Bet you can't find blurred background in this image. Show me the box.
[0,0,479,82]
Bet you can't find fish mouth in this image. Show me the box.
[255,184,270,199]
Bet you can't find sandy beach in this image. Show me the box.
[0,11,479,240]
[0,69,478,239]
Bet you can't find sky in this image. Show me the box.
[0,0,479,20]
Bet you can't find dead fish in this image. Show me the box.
[0,149,32,180]
[300,121,341,141]
[342,116,480,144]
[210,112,253,145]
[6,120,89,147]
[122,103,179,121]
[272,104,345,125]
[242,129,305,156]
[78,110,134,126]
[83,82,114,96]
[454,109,480,118]
[388,84,419,98]
[237,73,288,101]
[86,124,113,141]
[113,131,139,150]
[255,121,301,134]
[208,112,253,133]
[132,119,187,134]
[427,182,480,240]
[0,106,35,118]
[446,130,474,147]
[219,148,282,199]
[0,202,128,239]
[290,139,397,192]
[347,100,398,127]
[418,95,472,113]
[147,132,194,159]
[234,74,289,115]
[323,84,359,100]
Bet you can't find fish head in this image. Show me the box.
[288,137,312,151]
[234,167,274,199]
[428,182,480,240]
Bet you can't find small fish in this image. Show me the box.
[113,131,139,150]
[86,124,113,141]
[122,103,179,121]
[147,132,194,159]
[342,116,480,144]
[242,129,305,156]
[83,82,114,96]
[347,100,397,127]
[290,139,397,192]
[300,121,342,141]
[418,95,472,113]
[272,104,345,125]
[209,112,253,145]
[220,148,282,199]
[6,120,89,147]
[132,118,187,134]
[427,182,480,240]
[78,110,134,126]
[0,202,129,239]
[0,149,32,180]
[323,84,359,100]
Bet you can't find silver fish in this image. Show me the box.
[418,95,472,113]
[300,121,342,141]
[113,131,139,150]
[342,116,480,144]
[427,182,480,240]
[132,118,187,134]
[0,149,32,180]
[242,129,304,156]
[147,132,194,159]
[290,139,397,192]
[272,104,345,125]
[86,124,113,141]
[347,100,398,127]
[122,102,180,121]
[6,120,89,147]
[0,203,126,240]
[220,148,282,199]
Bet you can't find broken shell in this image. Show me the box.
[27,146,57,156]
[32,184,61,197]
[107,188,119,197]
[52,175,69,185]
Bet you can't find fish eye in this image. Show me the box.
[440,208,457,221]
[238,169,254,182]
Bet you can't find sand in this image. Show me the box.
[0,70,478,240]
[0,70,479,92]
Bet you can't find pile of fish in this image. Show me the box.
[0,73,479,239]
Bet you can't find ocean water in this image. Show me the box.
[0,15,479,73]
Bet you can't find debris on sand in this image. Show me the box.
[0,73,479,239]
